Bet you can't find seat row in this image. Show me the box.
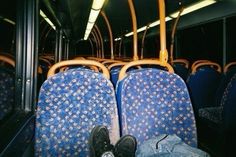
[35,59,197,156]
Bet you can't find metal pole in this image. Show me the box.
[58,29,63,62]
[88,38,95,57]
[141,25,150,59]
[128,0,138,61]
[16,0,39,111]
[101,11,114,59]
[223,18,227,67]
[92,29,101,58]
[91,32,99,58]
[158,0,168,63]
[170,8,183,65]
[94,25,104,58]
[54,29,59,63]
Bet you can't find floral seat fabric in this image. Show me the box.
[117,69,197,147]
[35,68,120,157]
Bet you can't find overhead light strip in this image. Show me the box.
[84,0,106,40]
[122,0,216,38]
[40,10,56,30]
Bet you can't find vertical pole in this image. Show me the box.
[55,29,59,63]
[94,25,104,58]
[223,18,227,67]
[141,25,150,59]
[91,32,99,58]
[128,0,138,61]
[88,38,95,57]
[119,38,123,58]
[58,29,63,62]
[92,29,101,58]
[170,8,183,65]
[158,0,168,63]
[101,11,114,59]
[16,0,39,111]
[66,40,70,60]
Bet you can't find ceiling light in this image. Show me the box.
[115,38,121,41]
[88,9,100,23]
[125,32,134,37]
[84,0,106,40]
[40,10,56,30]
[92,0,106,10]
[137,26,148,33]
[3,18,15,25]
[170,0,216,18]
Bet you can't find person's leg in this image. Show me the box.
[113,135,137,157]
[89,125,114,157]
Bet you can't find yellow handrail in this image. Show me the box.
[102,60,121,65]
[191,60,212,70]
[224,61,236,73]
[118,59,174,80]
[108,62,128,70]
[158,0,168,63]
[47,60,110,79]
[192,62,221,74]
[173,59,189,68]
[128,0,139,61]
[0,55,15,67]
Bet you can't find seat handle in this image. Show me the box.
[47,60,110,79]
[118,59,174,81]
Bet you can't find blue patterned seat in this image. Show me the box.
[0,67,15,121]
[116,68,197,147]
[35,68,120,157]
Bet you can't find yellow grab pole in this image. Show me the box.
[170,8,183,65]
[158,0,168,63]
[101,11,114,59]
[128,0,138,61]
[94,25,104,58]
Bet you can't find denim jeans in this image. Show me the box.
[136,134,210,157]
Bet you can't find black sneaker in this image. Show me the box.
[89,125,114,157]
[113,135,137,157]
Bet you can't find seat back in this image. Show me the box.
[222,73,236,131]
[0,55,15,121]
[173,63,189,81]
[0,67,15,121]
[187,65,221,111]
[117,68,197,147]
[35,68,120,157]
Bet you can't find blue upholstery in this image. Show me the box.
[186,67,221,112]
[35,68,120,157]
[173,63,189,81]
[0,67,14,120]
[198,74,236,156]
[116,68,197,147]
[110,66,122,87]
[222,74,236,131]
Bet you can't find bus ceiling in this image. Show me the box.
[37,0,236,42]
